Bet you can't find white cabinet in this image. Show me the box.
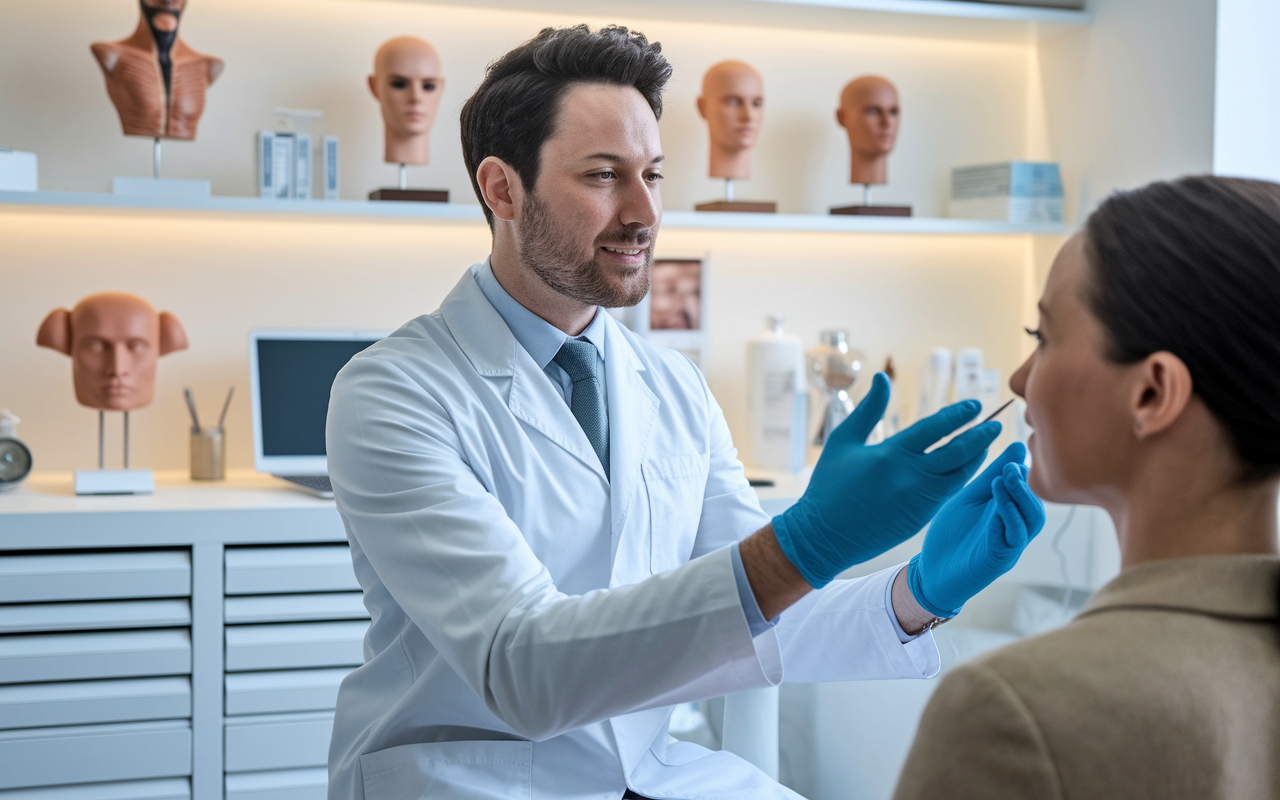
[0,548,196,796]
[0,477,352,800]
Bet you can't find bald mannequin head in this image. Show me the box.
[696,60,764,180]
[368,36,445,165]
[836,75,900,185]
[37,292,188,411]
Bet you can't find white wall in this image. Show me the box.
[1213,0,1280,180]
[1035,0,1217,219]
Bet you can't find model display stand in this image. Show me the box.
[368,168,448,203]
[74,410,154,495]
[696,179,776,213]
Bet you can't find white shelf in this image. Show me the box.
[0,192,1068,236]
[421,0,1091,43]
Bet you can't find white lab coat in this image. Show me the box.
[325,266,939,800]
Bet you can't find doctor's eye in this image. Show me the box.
[390,78,409,90]
[422,80,438,92]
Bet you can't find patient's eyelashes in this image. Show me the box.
[1024,327,1044,346]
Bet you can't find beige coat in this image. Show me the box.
[894,555,1280,800]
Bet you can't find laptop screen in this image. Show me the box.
[249,329,389,474]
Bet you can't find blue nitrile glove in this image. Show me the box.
[772,372,1001,589]
[907,442,1047,618]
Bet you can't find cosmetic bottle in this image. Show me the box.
[746,316,807,473]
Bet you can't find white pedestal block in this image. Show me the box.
[112,177,211,198]
[74,469,155,496]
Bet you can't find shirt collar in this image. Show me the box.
[474,257,607,370]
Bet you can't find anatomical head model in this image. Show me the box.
[90,0,224,140]
[836,75,901,186]
[37,293,188,412]
[696,61,764,180]
[368,36,445,165]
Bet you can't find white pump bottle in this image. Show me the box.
[746,316,807,473]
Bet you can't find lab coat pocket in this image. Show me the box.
[644,454,709,574]
[360,739,532,800]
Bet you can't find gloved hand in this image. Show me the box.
[773,373,1001,589]
[907,442,1047,618]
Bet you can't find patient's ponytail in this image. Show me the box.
[1084,175,1280,478]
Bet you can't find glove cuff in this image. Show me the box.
[771,512,832,590]
[906,554,964,619]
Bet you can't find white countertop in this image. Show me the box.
[0,469,806,550]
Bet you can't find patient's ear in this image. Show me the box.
[158,311,189,355]
[1130,351,1192,438]
[36,308,72,354]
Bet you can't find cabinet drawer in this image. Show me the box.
[0,600,191,634]
[224,713,333,773]
[0,778,190,800]
[225,669,349,716]
[0,553,190,604]
[225,548,358,595]
[0,678,191,730]
[0,721,191,790]
[225,768,326,800]
[0,630,191,684]
[224,622,365,672]
[224,594,367,625]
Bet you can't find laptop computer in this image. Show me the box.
[249,328,390,497]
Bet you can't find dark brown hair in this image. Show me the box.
[459,25,672,229]
[1085,175,1280,475]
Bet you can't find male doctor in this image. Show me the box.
[326,25,1045,800]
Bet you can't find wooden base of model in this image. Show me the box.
[368,188,449,202]
[830,204,912,217]
[695,200,777,213]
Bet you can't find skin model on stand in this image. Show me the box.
[831,75,912,217]
[367,36,449,202]
[694,60,775,213]
[90,0,223,141]
[37,293,188,494]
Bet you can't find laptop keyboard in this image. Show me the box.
[278,474,333,495]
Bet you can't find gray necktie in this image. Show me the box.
[553,338,609,479]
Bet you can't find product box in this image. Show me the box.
[950,161,1064,223]
[323,135,340,200]
[0,148,38,191]
[294,133,312,200]
[257,131,296,199]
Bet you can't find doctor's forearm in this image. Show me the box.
[738,524,813,621]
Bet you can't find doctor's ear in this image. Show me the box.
[476,156,520,223]
[36,308,72,355]
[1130,351,1193,439]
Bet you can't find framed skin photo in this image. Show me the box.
[608,257,708,370]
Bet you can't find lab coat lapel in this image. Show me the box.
[439,266,606,477]
[602,314,659,587]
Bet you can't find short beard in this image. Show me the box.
[516,188,653,309]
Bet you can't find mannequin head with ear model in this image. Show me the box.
[37,292,188,412]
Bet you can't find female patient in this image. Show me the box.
[895,175,1280,800]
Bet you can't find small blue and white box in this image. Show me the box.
[950,161,1064,224]
[0,148,38,191]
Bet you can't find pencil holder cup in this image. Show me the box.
[190,428,225,480]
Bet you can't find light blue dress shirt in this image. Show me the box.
[473,259,920,641]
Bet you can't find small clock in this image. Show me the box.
[0,436,32,491]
